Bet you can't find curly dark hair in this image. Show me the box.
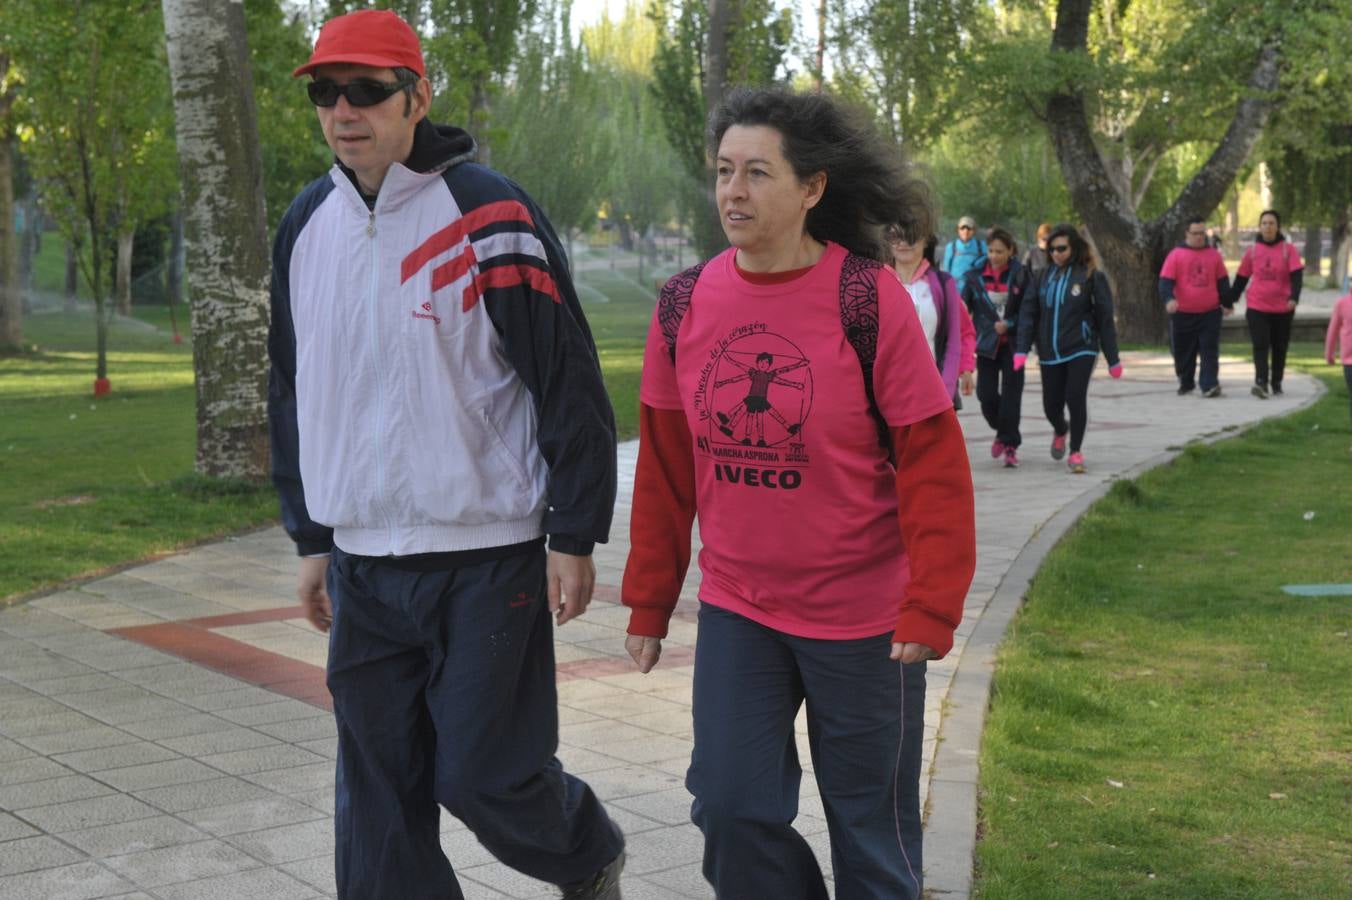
[709,88,931,262]
[1046,222,1096,272]
[986,227,1017,257]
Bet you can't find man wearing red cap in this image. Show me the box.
[267,9,625,898]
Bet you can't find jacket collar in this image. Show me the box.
[332,119,477,211]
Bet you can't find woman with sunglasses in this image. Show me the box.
[621,88,975,900]
[1231,209,1304,397]
[1014,223,1122,473]
[961,227,1028,467]
[886,227,970,401]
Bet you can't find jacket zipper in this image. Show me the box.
[365,208,395,548]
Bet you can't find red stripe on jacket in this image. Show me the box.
[463,264,561,312]
[401,200,536,283]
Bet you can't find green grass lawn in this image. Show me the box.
[0,309,279,602]
[1,256,654,604]
[974,345,1352,898]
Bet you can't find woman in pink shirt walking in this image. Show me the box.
[1231,210,1304,398]
[1325,292,1352,422]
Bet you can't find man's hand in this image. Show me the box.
[891,642,936,664]
[959,371,975,396]
[1165,300,1179,314]
[1286,300,1297,313]
[1222,306,1234,317]
[993,321,1008,336]
[625,635,663,673]
[547,550,595,626]
[298,556,332,633]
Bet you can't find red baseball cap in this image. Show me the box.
[292,9,425,79]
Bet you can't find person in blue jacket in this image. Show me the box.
[941,215,986,282]
[267,9,624,898]
[1014,223,1123,474]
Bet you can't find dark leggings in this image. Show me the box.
[1246,309,1294,389]
[976,344,1024,447]
[1040,356,1097,453]
[1344,365,1352,420]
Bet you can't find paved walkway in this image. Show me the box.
[0,353,1321,899]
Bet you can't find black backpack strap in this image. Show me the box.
[658,261,709,363]
[838,253,891,452]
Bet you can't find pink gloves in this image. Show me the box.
[1109,364,1123,379]
[1013,353,1027,372]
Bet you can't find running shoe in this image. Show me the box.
[991,440,1006,459]
[1251,383,1269,399]
[1177,385,1195,396]
[1050,433,1068,460]
[1272,383,1284,395]
[1067,452,1086,474]
[561,851,625,900]
[1003,447,1019,468]
[1203,385,1222,398]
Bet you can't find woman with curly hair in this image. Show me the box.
[620,88,976,899]
[1015,223,1122,473]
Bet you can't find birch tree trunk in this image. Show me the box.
[0,136,19,352]
[0,64,20,353]
[64,241,78,313]
[115,228,134,317]
[1048,0,1280,343]
[162,0,270,480]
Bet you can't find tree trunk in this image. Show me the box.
[1047,0,1280,343]
[0,133,20,352]
[167,209,184,307]
[162,0,271,480]
[115,228,134,316]
[1332,209,1350,291]
[1223,187,1241,259]
[696,0,734,260]
[64,240,79,313]
[1304,224,1322,281]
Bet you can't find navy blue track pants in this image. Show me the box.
[687,603,926,900]
[326,546,622,899]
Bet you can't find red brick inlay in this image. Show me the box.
[105,588,690,707]
[108,621,332,712]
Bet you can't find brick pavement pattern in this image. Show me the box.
[0,353,1320,899]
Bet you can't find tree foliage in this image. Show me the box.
[650,0,795,258]
[8,0,178,383]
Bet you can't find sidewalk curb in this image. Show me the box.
[921,374,1328,899]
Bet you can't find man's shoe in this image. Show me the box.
[1003,447,1019,468]
[1251,383,1269,399]
[1067,452,1086,474]
[1272,383,1284,395]
[1177,385,1195,396]
[991,440,1006,459]
[1202,385,1222,398]
[561,851,624,900]
[1050,433,1068,460]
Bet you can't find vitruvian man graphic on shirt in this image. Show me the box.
[707,332,813,448]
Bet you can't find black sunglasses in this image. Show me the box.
[1048,243,1071,253]
[307,77,415,108]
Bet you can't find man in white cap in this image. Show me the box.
[267,8,625,898]
[942,215,987,283]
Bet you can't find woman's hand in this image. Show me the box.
[993,321,1008,335]
[891,642,936,663]
[625,635,663,673]
[959,371,974,396]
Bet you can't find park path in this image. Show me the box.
[0,353,1321,899]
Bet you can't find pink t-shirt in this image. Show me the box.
[1160,245,1228,313]
[1237,240,1303,313]
[639,242,953,639]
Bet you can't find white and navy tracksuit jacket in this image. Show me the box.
[267,120,616,559]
